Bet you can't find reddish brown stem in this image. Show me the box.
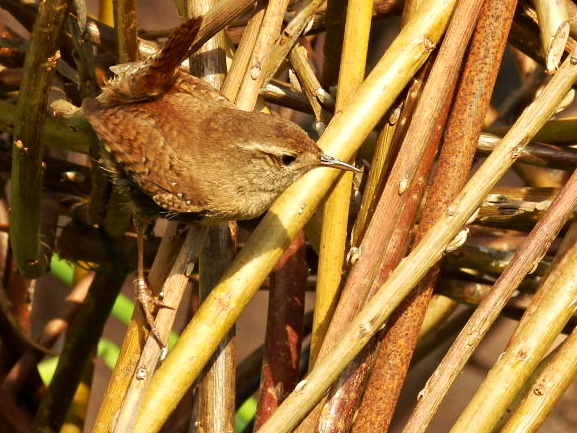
[254,231,307,429]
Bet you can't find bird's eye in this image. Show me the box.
[280,154,297,166]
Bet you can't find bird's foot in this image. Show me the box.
[133,277,174,347]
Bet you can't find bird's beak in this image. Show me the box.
[319,153,361,172]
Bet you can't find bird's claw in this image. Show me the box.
[133,277,173,347]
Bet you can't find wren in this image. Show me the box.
[82,16,358,343]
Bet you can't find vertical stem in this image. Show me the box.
[100,0,138,237]
[99,0,114,26]
[113,0,138,63]
[186,2,236,431]
[195,225,236,433]
[312,0,372,368]
[11,0,69,277]
[254,231,307,429]
[321,0,347,89]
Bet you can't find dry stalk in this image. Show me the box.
[311,0,372,374]
[183,2,236,431]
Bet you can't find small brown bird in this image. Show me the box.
[82,16,357,343]
[83,74,355,224]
